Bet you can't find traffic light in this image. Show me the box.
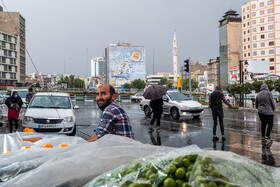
[184,59,189,73]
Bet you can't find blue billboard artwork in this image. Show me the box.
[109,46,146,79]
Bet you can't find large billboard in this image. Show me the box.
[108,46,146,86]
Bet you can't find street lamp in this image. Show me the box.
[239,60,249,107]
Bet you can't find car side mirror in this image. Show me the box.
[73,105,79,109]
[163,98,169,102]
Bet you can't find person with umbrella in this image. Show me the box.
[143,85,167,132]
[5,91,23,133]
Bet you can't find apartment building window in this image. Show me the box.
[269,41,274,46]
[248,30,250,33]
[260,18,264,23]
[2,57,6,63]
[247,14,249,18]
[261,43,265,47]
[253,36,257,40]
[261,59,265,61]
[260,10,264,15]
[3,34,7,41]
[270,66,274,70]
[268,9,273,13]
[247,22,250,26]
[269,58,274,62]
[268,17,273,21]
[244,31,246,35]
[253,20,256,24]
[269,33,274,38]
[3,50,7,56]
[248,52,251,57]
[244,53,247,57]
[248,45,250,49]
[253,44,257,48]
[252,12,256,16]
[244,46,246,50]
[252,4,256,9]
[253,28,256,32]
[2,42,5,48]
[243,23,246,27]
[243,16,246,20]
[261,51,265,55]
[260,2,264,7]
[253,52,257,56]
[260,26,265,31]
[268,1,273,5]
[4,65,7,71]
[2,72,6,78]
[269,50,274,54]
[261,34,265,39]
[248,37,250,41]
[268,25,273,30]
[244,38,246,42]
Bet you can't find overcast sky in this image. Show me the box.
[3,0,248,77]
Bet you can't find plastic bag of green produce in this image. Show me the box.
[85,146,278,187]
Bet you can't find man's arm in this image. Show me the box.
[222,94,231,107]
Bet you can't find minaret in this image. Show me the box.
[173,31,178,82]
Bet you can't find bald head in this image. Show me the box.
[98,84,115,96]
[96,84,116,110]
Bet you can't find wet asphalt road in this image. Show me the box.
[74,101,280,167]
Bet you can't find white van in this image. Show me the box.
[23,92,79,136]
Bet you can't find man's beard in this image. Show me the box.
[97,97,113,111]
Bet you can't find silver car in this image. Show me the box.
[140,91,204,120]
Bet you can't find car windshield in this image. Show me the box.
[16,91,29,99]
[167,92,190,101]
[0,91,6,96]
[29,95,71,109]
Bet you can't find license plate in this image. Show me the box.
[38,124,56,128]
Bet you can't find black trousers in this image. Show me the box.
[212,109,224,136]
[150,111,162,127]
[9,117,19,133]
[258,113,274,138]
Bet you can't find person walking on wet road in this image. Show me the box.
[5,91,23,133]
[209,86,231,142]
[149,97,163,132]
[87,84,134,142]
[256,83,275,143]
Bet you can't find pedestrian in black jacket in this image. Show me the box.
[209,86,231,142]
[149,97,163,132]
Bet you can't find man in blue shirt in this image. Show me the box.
[88,84,134,142]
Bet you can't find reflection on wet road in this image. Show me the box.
[74,101,280,167]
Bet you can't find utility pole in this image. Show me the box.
[188,58,192,99]
[180,67,183,93]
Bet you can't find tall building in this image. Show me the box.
[207,57,220,90]
[173,32,178,82]
[0,6,26,86]
[105,43,146,87]
[91,57,105,77]
[219,10,242,88]
[242,0,280,79]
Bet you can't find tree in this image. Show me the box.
[227,83,241,106]
[274,79,280,92]
[251,80,263,93]
[264,80,274,91]
[242,82,252,107]
[124,83,131,89]
[130,79,146,89]
[182,78,198,91]
[159,78,172,89]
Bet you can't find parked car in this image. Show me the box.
[23,92,79,136]
[140,91,204,120]
[130,93,144,102]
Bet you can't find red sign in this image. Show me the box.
[229,66,237,71]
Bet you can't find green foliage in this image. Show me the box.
[124,83,131,89]
[242,82,252,95]
[35,82,41,88]
[182,78,198,91]
[264,80,274,91]
[130,79,146,89]
[159,78,172,89]
[57,75,85,88]
[274,79,280,92]
[251,81,263,93]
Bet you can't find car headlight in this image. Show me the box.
[24,116,34,123]
[63,116,73,122]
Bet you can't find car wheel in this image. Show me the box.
[226,99,230,103]
[144,106,151,116]
[171,107,180,120]
[67,124,76,136]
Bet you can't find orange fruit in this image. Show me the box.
[23,128,30,132]
[5,151,12,154]
[21,146,31,150]
[27,129,34,133]
[40,143,53,148]
[59,144,69,148]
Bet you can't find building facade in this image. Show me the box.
[207,57,220,90]
[0,7,26,86]
[0,31,18,85]
[91,57,105,77]
[146,72,174,85]
[219,10,242,87]
[242,0,280,79]
[105,43,146,87]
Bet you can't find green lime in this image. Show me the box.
[182,182,191,187]
[165,163,177,174]
[163,177,176,187]
[175,168,186,179]
[187,164,193,172]
[183,158,191,168]
[176,179,184,187]
[208,181,217,187]
[185,171,191,180]
[188,154,198,163]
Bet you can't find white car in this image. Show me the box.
[130,93,144,102]
[140,91,204,120]
[23,92,79,136]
